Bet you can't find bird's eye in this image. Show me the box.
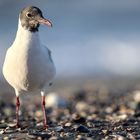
[26,13,32,18]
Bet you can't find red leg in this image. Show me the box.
[42,96,48,129]
[16,96,20,128]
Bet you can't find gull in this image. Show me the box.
[2,6,56,128]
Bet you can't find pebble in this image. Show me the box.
[133,90,140,102]
[110,134,126,140]
[49,136,58,140]
[28,130,51,138]
[64,122,72,127]
[76,135,91,140]
[3,137,9,140]
[35,110,43,118]
[0,123,7,128]
[60,132,74,138]
[102,129,108,134]
[127,133,136,139]
[4,127,18,134]
[39,132,52,138]
[112,114,128,121]
[76,125,90,133]
[76,134,83,139]
[54,126,64,132]
[87,114,97,120]
[128,101,137,110]
[117,114,128,120]
[86,122,94,128]
[0,129,5,134]
[28,130,39,135]
[76,101,88,112]
[3,108,12,116]
[8,123,16,127]
[1,119,6,123]
[45,92,68,108]
[105,107,113,113]
[27,133,37,139]
[72,114,86,123]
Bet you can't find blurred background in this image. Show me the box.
[0,0,140,92]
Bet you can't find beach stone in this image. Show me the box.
[133,90,140,102]
[64,122,72,127]
[134,111,140,117]
[117,114,128,120]
[27,133,37,139]
[76,101,88,112]
[72,114,86,123]
[1,119,6,123]
[86,122,94,128]
[76,135,84,140]
[127,133,135,139]
[105,107,113,113]
[54,126,64,132]
[60,132,74,138]
[102,129,108,134]
[8,123,16,127]
[4,126,18,134]
[111,135,126,140]
[0,123,7,128]
[28,130,51,138]
[28,130,39,135]
[49,136,58,140]
[3,137,9,140]
[87,114,97,120]
[3,108,12,116]
[76,135,90,140]
[0,129,5,134]
[45,92,68,108]
[35,110,43,118]
[39,132,52,138]
[76,125,90,133]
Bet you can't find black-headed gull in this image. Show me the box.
[3,6,56,128]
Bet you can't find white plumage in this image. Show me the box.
[2,6,56,128]
[3,20,56,94]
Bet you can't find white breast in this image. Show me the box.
[3,20,56,92]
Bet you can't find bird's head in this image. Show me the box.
[20,6,52,32]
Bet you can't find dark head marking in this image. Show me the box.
[20,6,44,32]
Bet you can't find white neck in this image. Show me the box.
[12,18,40,48]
